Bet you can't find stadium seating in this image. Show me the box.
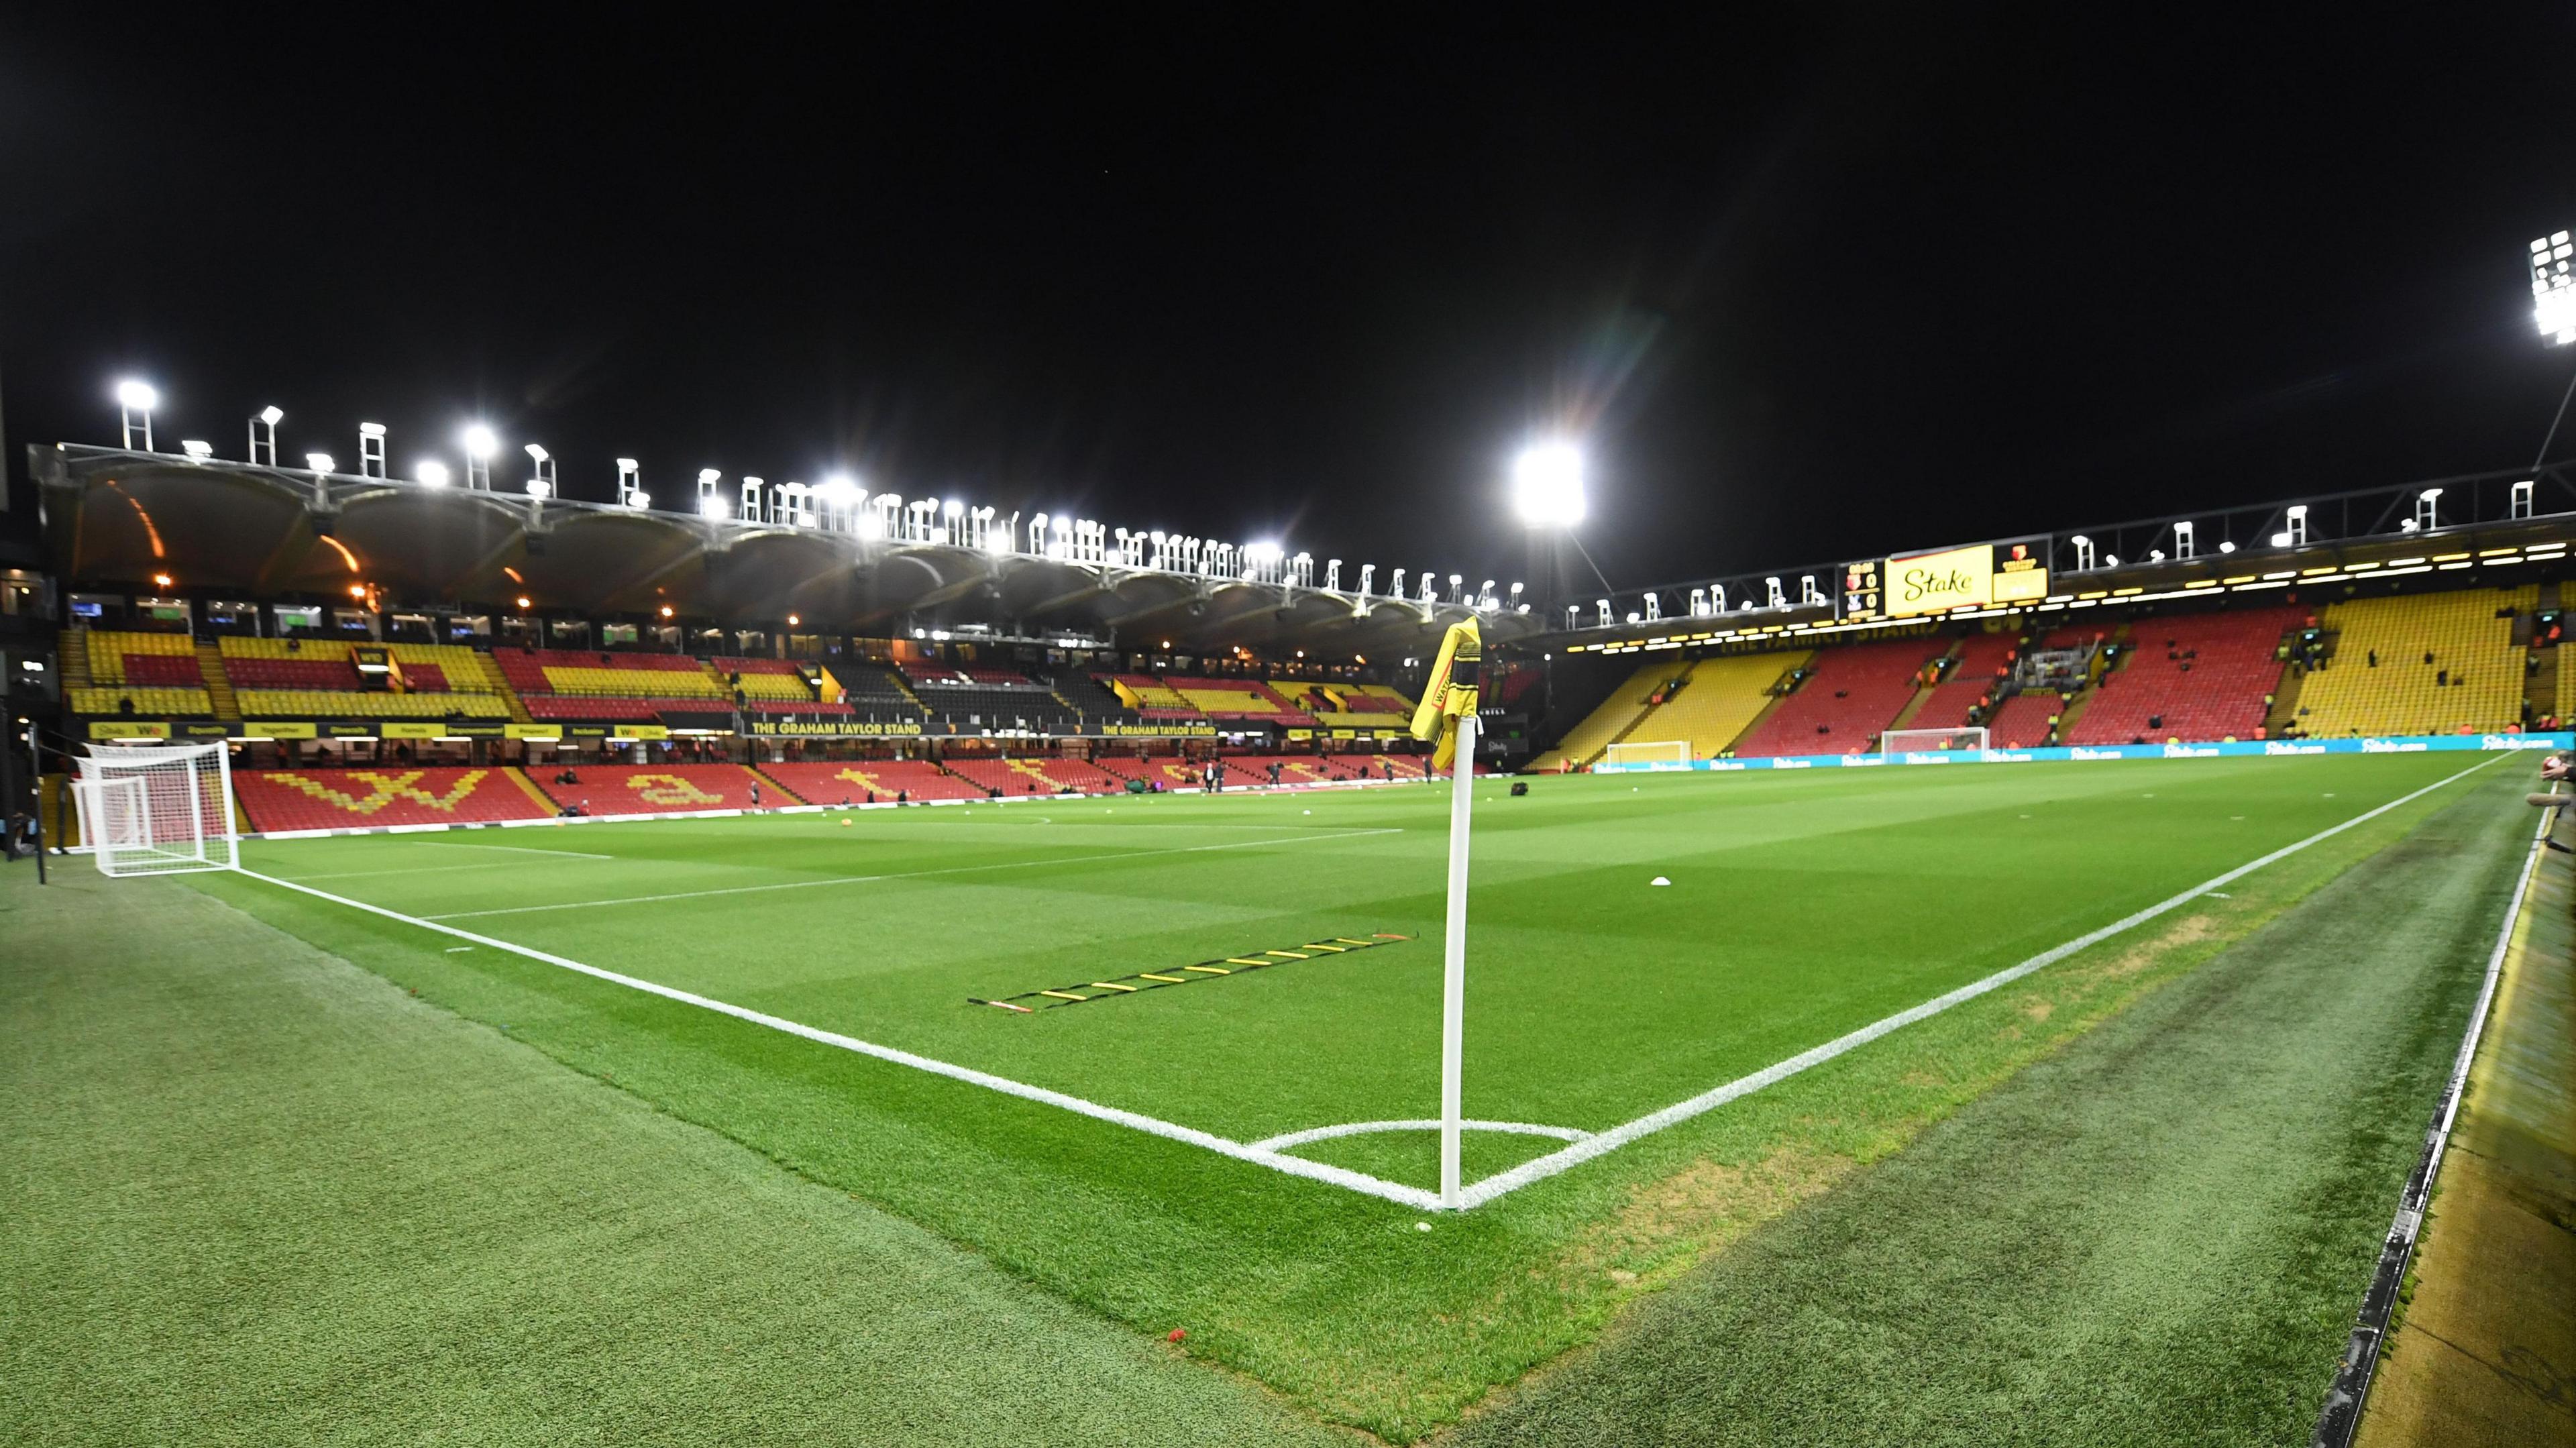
[712,657,818,703]
[235,767,555,832]
[1046,672,1140,721]
[1168,677,1311,724]
[942,757,1130,795]
[1102,675,1202,719]
[2065,606,2302,744]
[2296,587,2536,736]
[523,695,720,722]
[753,760,985,803]
[69,686,213,716]
[237,689,513,719]
[1907,632,2023,733]
[1731,636,1950,757]
[525,764,779,814]
[1621,651,1809,759]
[1986,691,2061,748]
[495,649,724,700]
[85,630,197,686]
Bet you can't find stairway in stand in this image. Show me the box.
[195,639,241,722]
[62,624,94,691]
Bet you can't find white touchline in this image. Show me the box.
[1452,753,2506,1208]
[419,828,1406,920]
[229,755,2499,1213]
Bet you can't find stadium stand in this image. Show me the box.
[522,695,719,722]
[496,649,724,699]
[753,759,985,803]
[1167,677,1311,725]
[1629,651,1810,759]
[525,764,779,814]
[2295,587,2537,736]
[1731,636,1951,757]
[69,686,214,716]
[712,657,820,704]
[942,757,1129,796]
[1906,632,2022,732]
[1045,672,1142,722]
[2065,605,2302,744]
[1986,690,2062,748]
[1104,675,1208,720]
[237,690,513,719]
[235,767,554,832]
[86,630,199,685]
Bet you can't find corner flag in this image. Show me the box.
[1411,616,1482,1208]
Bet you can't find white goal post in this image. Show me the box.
[1603,739,1693,768]
[1879,726,1989,757]
[71,742,239,877]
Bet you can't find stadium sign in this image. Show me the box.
[1593,732,2576,773]
[88,721,172,740]
[1872,540,2051,620]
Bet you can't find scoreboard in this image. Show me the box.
[1840,540,2048,622]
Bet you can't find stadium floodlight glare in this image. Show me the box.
[258,404,284,427]
[305,452,335,475]
[700,494,730,520]
[1510,439,1587,526]
[2533,231,2575,345]
[462,425,498,457]
[2218,540,2237,553]
[943,498,964,518]
[180,439,214,461]
[115,379,158,450]
[416,460,451,488]
[523,443,549,463]
[526,478,552,499]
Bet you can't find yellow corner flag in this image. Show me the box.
[1409,618,1483,773]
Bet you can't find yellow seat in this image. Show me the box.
[2297,587,2535,736]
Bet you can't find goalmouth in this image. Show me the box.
[1880,726,1988,758]
[70,742,240,877]
[1602,740,1693,769]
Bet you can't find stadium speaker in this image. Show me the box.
[1509,781,1528,797]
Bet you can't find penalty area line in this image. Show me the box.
[230,866,1445,1213]
[1455,753,2506,1209]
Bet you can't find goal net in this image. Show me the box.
[1880,726,1988,757]
[1603,739,1693,769]
[71,742,238,877]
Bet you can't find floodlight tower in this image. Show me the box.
[115,380,158,451]
[523,443,556,498]
[462,425,498,490]
[358,423,388,479]
[617,459,646,508]
[2528,231,2576,480]
[250,405,284,465]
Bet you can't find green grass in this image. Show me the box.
[0,854,1346,1445]
[140,751,2512,1440]
[1454,759,2534,1446]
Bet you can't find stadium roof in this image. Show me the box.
[32,444,1540,659]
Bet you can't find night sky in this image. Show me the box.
[5,9,2571,600]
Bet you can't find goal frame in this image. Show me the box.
[1879,726,1990,759]
[1603,739,1693,768]
[72,741,239,877]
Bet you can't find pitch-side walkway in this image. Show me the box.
[2357,844,2576,1447]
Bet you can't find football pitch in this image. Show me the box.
[178,750,2532,1439]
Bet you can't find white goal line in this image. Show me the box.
[231,755,2500,1213]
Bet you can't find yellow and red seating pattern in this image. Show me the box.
[85,630,197,685]
[523,696,723,722]
[1167,677,1312,724]
[712,657,819,702]
[1104,675,1201,718]
[527,765,780,815]
[237,690,514,719]
[496,649,724,699]
[235,767,554,832]
[941,757,1129,796]
[754,760,987,803]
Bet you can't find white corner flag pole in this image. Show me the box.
[1439,710,1477,1210]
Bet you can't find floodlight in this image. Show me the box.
[359,422,387,439]
[2286,504,2309,518]
[515,596,533,609]
[700,495,731,520]
[629,492,651,510]
[1510,439,1587,526]
[1245,541,1283,563]
[180,440,213,461]
[305,452,335,474]
[2218,540,2236,553]
[2070,534,2089,546]
[115,379,158,410]
[698,467,722,485]
[416,460,451,487]
[2534,231,2575,345]
[462,425,498,459]
[258,405,285,427]
[523,443,549,463]
[2271,531,2293,547]
[2104,554,2120,566]
[943,498,964,518]
[526,478,551,498]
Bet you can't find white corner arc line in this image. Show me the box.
[419,828,1406,920]
[1252,1119,1591,1153]
[1455,755,2505,1209]
[233,866,1442,1213]
[228,755,2494,1215]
